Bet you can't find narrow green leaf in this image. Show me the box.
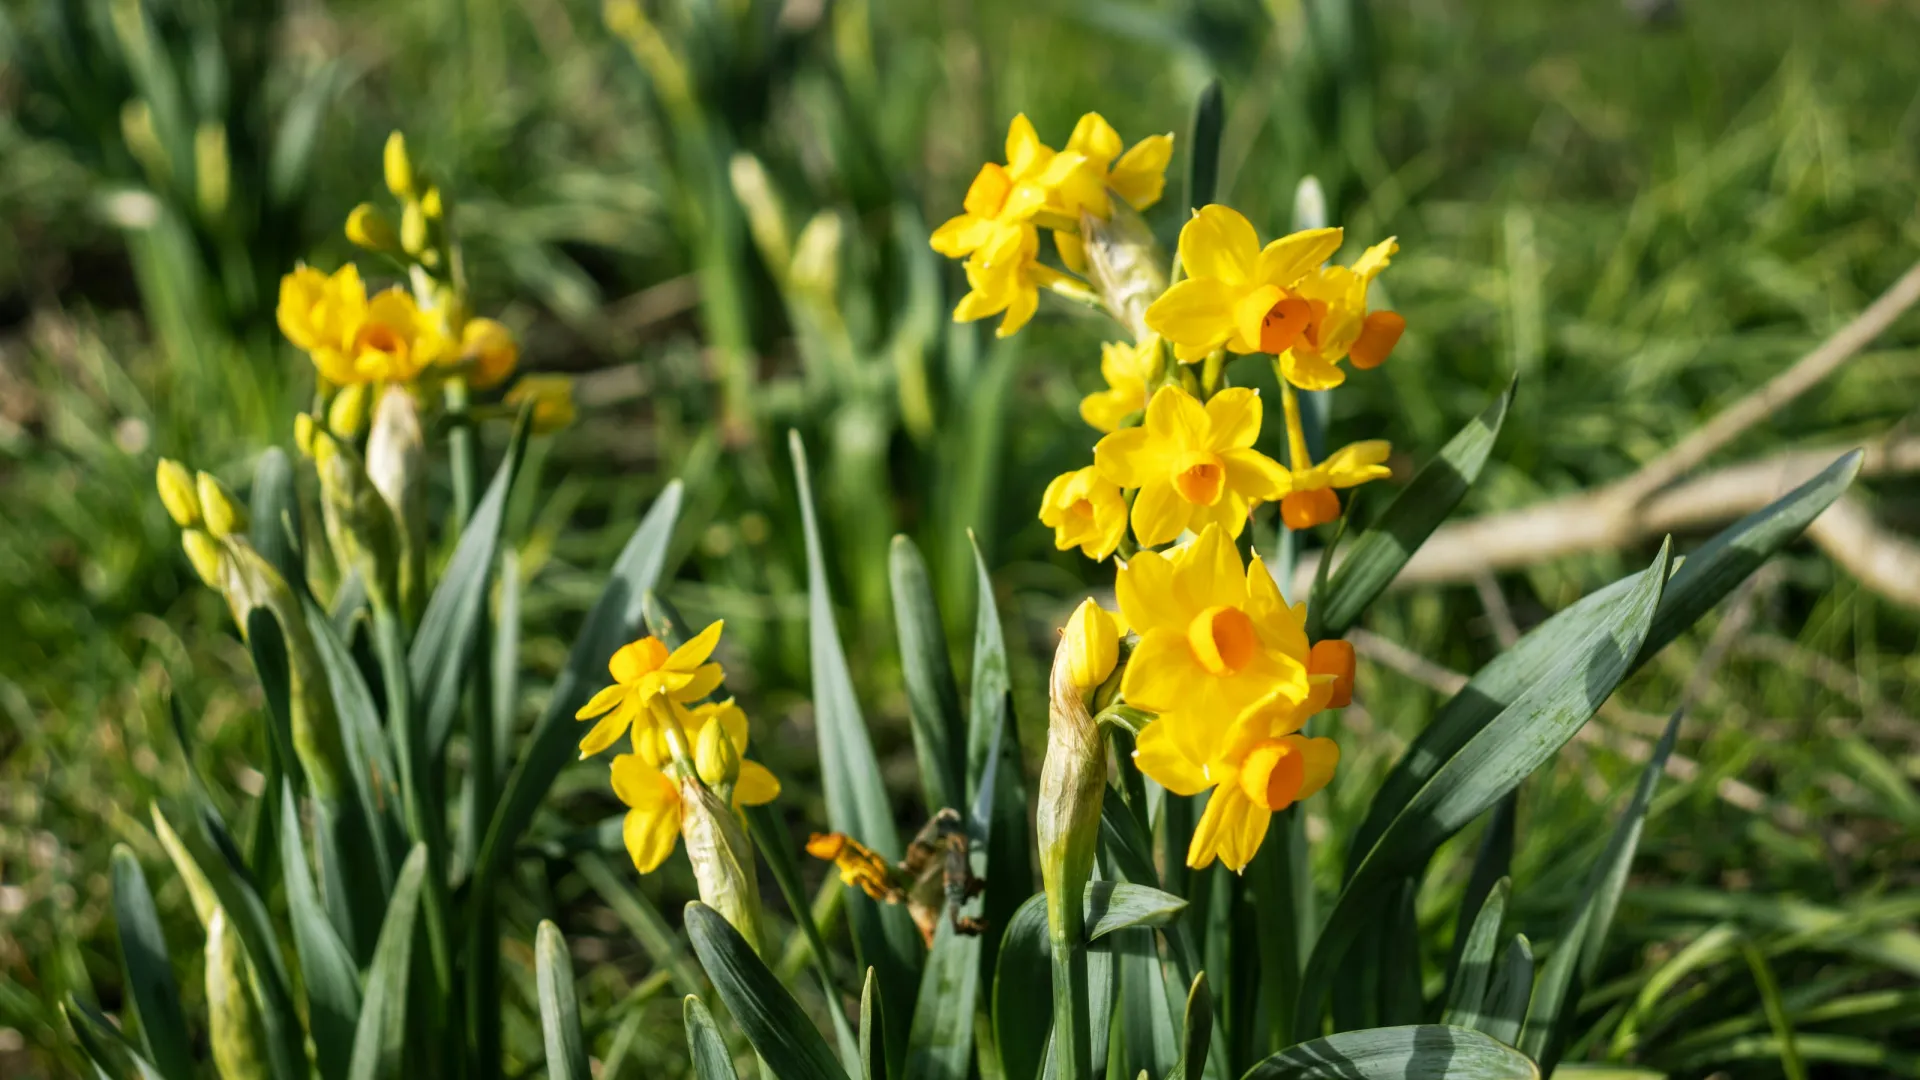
[491,547,523,785]
[536,921,590,1080]
[64,997,167,1080]
[245,608,299,795]
[1297,543,1671,1037]
[745,804,863,1075]
[1739,940,1807,1080]
[347,844,428,1080]
[792,431,921,1063]
[685,902,850,1080]
[1086,882,1188,942]
[278,785,361,1080]
[1607,923,1738,1058]
[992,894,1052,1080]
[685,994,742,1080]
[1441,878,1509,1033]
[1242,1025,1538,1079]
[861,967,885,1080]
[890,534,966,813]
[1352,451,1859,866]
[479,480,682,888]
[578,852,704,997]
[1446,795,1515,995]
[413,417,529,760]
[250,447,306,593]
[1183,79,1224,212]
[966,533,1031,982]
[1309,380,1514,640]
[1482,937,1533,1048]
[1170,972,1213,1080]
[108,848,193,1080]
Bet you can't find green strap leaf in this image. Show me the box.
[347,843,428,1080]
[1183,79,1224,213]
[966,533,1031,984]
[860,968,886,1080]
[1520,708,1683,1070]
[1445,794,1515,995]
[685,902,851,1080]
[685,994,742,1080]
[890,534,966,813]
[1349,451,1860,866]
[477,480,682,889]
[108,847,193,1080]
[413,416,529,760]
[1309,380,1514,640]
[1296,542,1672,1038]
[1085,882,1189,943]
[245,607,300,801]
[1441,878,1510,1033]
[278,784,362,1080]
[1481,937,1534,1048]
[1171,972,1214,1080]
[250,447,306,594]
[64,996,167,1080]
[536,921,591,1080]
[1240,1025,1540,1079]
[992,894,1052,1080]
[792,431,921,1062]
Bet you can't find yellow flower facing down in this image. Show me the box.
[1279,441,1393,530]
[1133,688,1339,872]
[1093,385,1290,547]
[1080,335,1164,433]
[952,225,1073,338]
[610,701,780,875]
[351,288,449,383]
[575,621,727,758]
[1276,238,1403,390]
[458,317,519,389]
[1116,524,1314,767]
[1146,206,1343,363]
[1039,466,1129,561]
[278,264,368,384]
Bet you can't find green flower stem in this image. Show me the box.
[1039,638,1106,1080]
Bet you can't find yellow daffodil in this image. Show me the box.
[278,264,368,384]
[1050,113,1174,272]
[805,832,898,902]
[1145,206,1343,363]
[575,621,727,758]
[610,700,779,874]
[1039,466,1130,561]
[1079,335,1164,433]
[929,114,1080,260]
[1133,690,1339,871]
[1277,238,1403,389]
[952,225,1073,338]
[1279,441,1392,530]
[1063,598,1128,692]
[458,317,519,389]
[1115,524,1314,766]
[351,288,449,383]
[1093,385,1290,547]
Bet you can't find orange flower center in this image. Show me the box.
[1260,297,1313,354]
[358,323,405,357]
[1281,488,1341,530]
[1069,497,1096,520]
[1238,739,1306,811]
[1188,605,1258,676]
[632,636,669,675]
[1350,311,1406,370]
[1173,452,1226,505]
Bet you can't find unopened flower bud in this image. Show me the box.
[293,412,316,457]
[1081,201,1169,343]
[1308,639,1356,708]
[1063,598,1121,692]
[383,131,414,198]
[420,186,444,220]
[182,529,223,586]
[400,198,428,256]
[328,383,369,439]
[729,153,791,276]
[156,458,201,526]
[311,430,401,613]
[1037,630,1106,1073]
[505,374,576,433]
[696,718,742,789]
[366,386,426,621]
[460,317,519,389]
[679,778,763,953]
[346,202,399,252]
[789,211,843,300]
[195,472,247,539]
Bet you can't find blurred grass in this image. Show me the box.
[3,0,1920,1075]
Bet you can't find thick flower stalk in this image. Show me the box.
[1038,628,1108,1080]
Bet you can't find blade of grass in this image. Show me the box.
[536,921,591,1080]
[108,847,193,1080]
[346,844,429,1080]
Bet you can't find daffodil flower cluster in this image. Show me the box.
[929,113,1173,337]
[940,109,1412,873]
[276,131,572,444]
[572,620,782,876]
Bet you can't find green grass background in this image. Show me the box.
[2,0,1919,1075]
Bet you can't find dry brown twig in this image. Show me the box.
[1294,258,1920,606]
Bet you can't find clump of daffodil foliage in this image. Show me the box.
[73,91,1861,1080]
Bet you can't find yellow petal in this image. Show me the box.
[669,662,726,703]
[1244,555,1305,656]
[611,752,676,809]
[1129,479,1189,548]
[1216,794,1271,872]
[1203,388,1263,451]
[577,698,637,758]
[1066,112,1123,165]
[1322,441,1393,487]
[1120,628,1208,719]
[1351,237,1398,281]
[1186,783,1242,870]
[930,214,996,258]
[1277,349,1348,391]
[1092,426,1159,488]
[1116,548,1183,633]
[998,280,1038,337]
[1255,228,1344,287]
[1080,388,1135,434]
[1055,230,1088,274]
[1005,113,1044,174]
[1109,134,1174,211]
[623,804,681,874]
[952,286,1003,324]
[574,683,627,720]
[1174,525,1247,612]
[1178,205,1259,285]
[734,759,782,806]
[962,162,1013,219]
[1295,736,1341,800]
[610,637,667,684]
[1144,385,1209,450]
[1145,278,1238,355]
[1221,449,1290,502]
[667,620,725,670]
[1133,719,1211,796]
